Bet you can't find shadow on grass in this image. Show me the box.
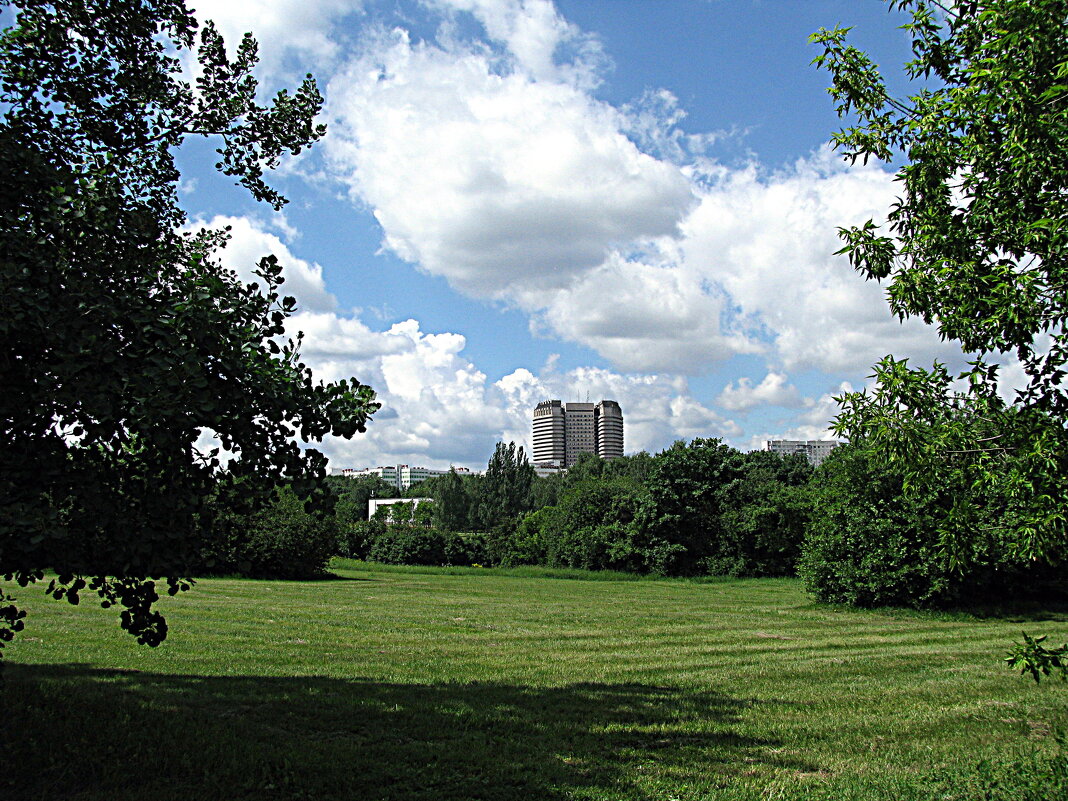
[803,597,1068,623]
[3,662,816,801]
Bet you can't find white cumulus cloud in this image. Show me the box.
[323,23,694,297]
[282,310,746,469]
[317,3,963,381]
[186,0,359,82]
[717,372,805,412]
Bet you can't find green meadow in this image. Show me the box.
[3,561,1067,800]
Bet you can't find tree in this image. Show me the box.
[714,451,813,577]
[201,486,340,580]
[541,478,643,572]
[326,474,395,525]
[798,445,959,607]
[634,438,745,575]
[811,0,1068,563]
[0,0,378,654]
[432,468,470,532]
[798,444,1059,606]
[475,442,535,530]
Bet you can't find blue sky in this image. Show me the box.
[174,0,970,471]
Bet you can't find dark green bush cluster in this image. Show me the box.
[200,486,339,579]
[321,442,814,577]
[480,442,813,577]
[798,446,952,606]
[490,478,644,571]
[339,519,484,567]
[798,446,1064,608]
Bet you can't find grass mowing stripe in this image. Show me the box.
[3,562,1066,800]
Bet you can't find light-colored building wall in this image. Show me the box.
[532,398,624,469]
[340,464,471,491]
[367,497,433,518]
[564,402,595,468]
[532,400,566,467]
[595,400,624,460]
[765,439,840,467]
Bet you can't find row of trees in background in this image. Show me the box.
[228,433,1053,611]
[201,439,813,581]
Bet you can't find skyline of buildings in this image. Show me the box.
[331,409,840,476]
[532,399,624,469]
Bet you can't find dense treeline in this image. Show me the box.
[195,436,1062,610]
[323,439,814,579]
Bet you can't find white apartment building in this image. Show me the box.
[765,440,840,467]
[337,464,471,491]
[532,399,624,468]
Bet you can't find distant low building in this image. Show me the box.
[367,497,433,519]
[336,464,471,491]
[765,439,840,467]
[532,463,566,478]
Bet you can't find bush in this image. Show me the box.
[200,487,338,579]
[798,446,958,607]
[365,525,481,567]
[336,519,384,560]
[530,479,646,572]
[712,452,812,577]
[796,445,1068,609]
[482,517,527,566]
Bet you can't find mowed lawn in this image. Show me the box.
[3,561,1067,800]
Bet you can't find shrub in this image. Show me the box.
[712,452,812,577]
[365,525,480,567]
[796,446,1066,608]
[798,446,957,607]
[200,487,338,579]
[337,519,384,560]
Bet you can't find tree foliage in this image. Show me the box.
[475,442,535,530]
[799,446,958,607]
[326,474,394,525]
[811,0,1068,563]
[714,451,813,578]
[499,442,812,577]
[634,438,744,575]
[431,468,471,532]
[0,0,377,652]
[200,486,339,580]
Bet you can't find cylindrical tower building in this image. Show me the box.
[532,400,566,467]
[595,400,624,460]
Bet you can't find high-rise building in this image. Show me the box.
[533,399,624,468]
[595,400,624,461]
[564,402,595,467]
[532,400,566,468]
[765,440,839,467]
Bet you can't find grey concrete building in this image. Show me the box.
[533,399,624,468]
[532,400,566,468]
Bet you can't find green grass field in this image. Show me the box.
[3,560,1067,800]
